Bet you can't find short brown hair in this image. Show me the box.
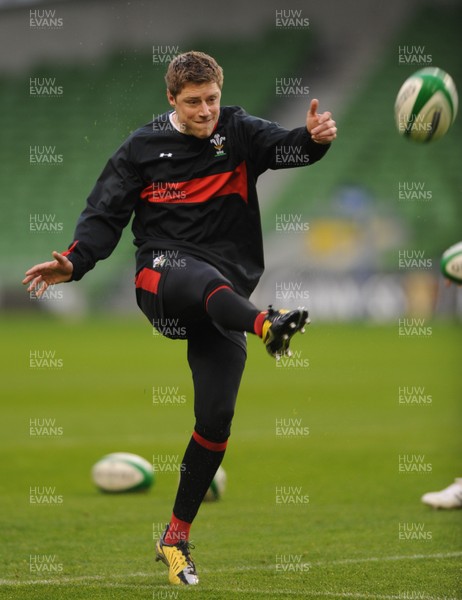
[165,51,224,97]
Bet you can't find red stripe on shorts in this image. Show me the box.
[135,268,161,295]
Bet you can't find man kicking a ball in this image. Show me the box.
[23,51,337,585]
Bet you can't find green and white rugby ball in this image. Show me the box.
[441,241,462,284]
[395,67,458,142]
[203,466,227,502]
[92,452,154,493]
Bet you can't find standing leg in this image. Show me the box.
[168,321,246,531]
[155,321,246,585]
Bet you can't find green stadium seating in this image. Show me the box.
[264,4,462,269]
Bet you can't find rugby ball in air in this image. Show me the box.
[203,466,227,502]
[441,241,462,284]
[394,67,458,142]
[92,452,154,493]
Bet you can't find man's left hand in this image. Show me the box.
[306,98,337,144]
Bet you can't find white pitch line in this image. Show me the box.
[0,572,155,587]
[307,550,462,567]
[207,551,462,572]
[0,551,460,591]
[1,578,457,600]
[21,579,461,600]
[204,591,458,600]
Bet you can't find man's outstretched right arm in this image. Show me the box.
[23,138,142,295]
[62,140,142,281]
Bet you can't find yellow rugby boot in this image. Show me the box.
[261,306,309,358]
[155,527,199,585]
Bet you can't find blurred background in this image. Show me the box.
[0,0,461,320]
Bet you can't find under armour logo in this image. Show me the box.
[159,152,173,158]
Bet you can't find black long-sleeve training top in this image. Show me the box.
[64,106,330,298]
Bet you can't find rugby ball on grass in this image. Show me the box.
[203,465,227,502]
[92,452,154,493]
[441,242,462,284]
[394,67,458,142]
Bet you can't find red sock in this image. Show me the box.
[253,311,267,337]
[164,513,191,545]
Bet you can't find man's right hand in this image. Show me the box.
[22,251,73,297]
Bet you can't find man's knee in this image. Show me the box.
[194,405,235,444]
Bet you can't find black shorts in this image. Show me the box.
[135,251,246,352]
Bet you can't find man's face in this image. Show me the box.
[167,81,221,139]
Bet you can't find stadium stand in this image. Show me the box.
[263,3,462,267]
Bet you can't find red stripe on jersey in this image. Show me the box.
[62,240,79,257]
[192,430,228,452]
[140,161,248,205]
[135,268,161,295]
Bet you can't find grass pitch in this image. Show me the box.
[0,314,460,599]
